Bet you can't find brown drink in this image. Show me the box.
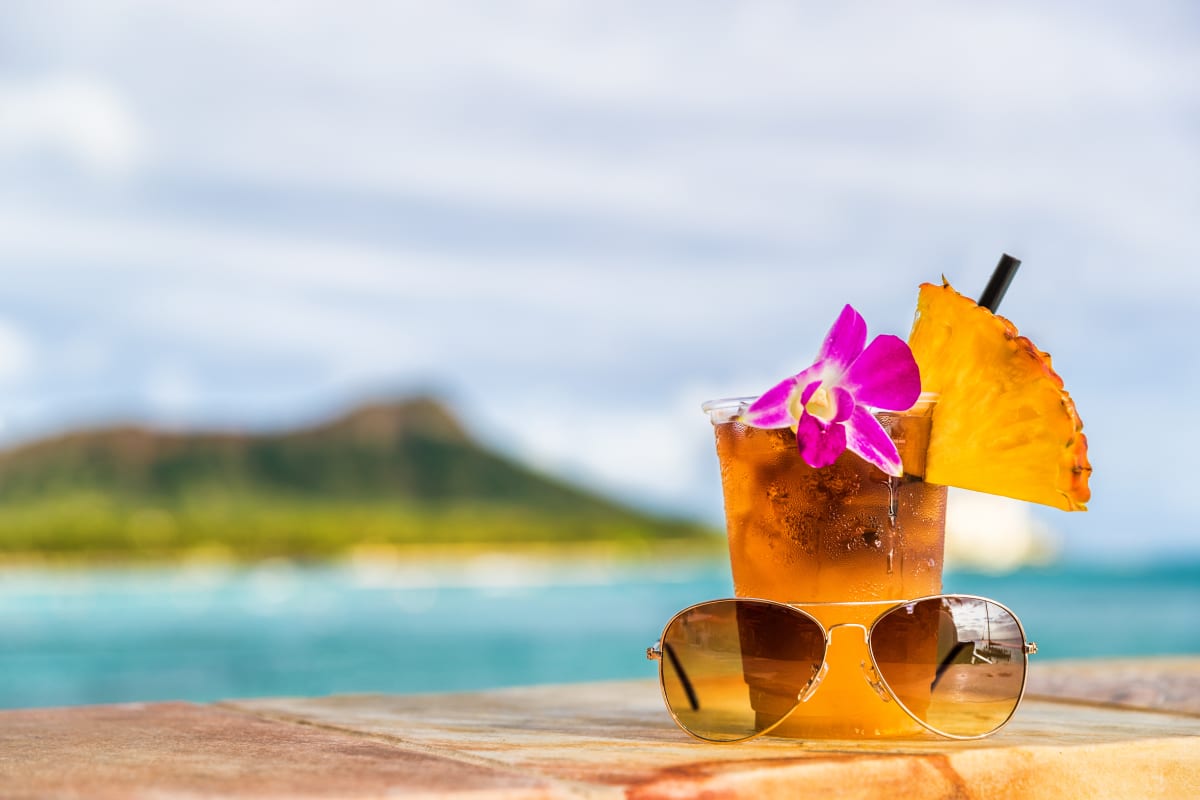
[705,394,947,736]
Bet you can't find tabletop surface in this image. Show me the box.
[1,657,1197,799]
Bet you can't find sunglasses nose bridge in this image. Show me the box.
[825,621,869,639]
[824,623,893,701]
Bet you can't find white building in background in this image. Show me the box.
[944,489,1060,573]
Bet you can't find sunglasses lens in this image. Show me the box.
[871,596,1027,737]
[659,599,825,742]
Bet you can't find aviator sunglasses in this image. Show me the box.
[647,594,1036,742]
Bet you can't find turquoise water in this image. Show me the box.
[1,560,1197,709]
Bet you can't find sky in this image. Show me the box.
[1,2,1198,561]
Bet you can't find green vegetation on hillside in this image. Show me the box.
[0,398,718,561]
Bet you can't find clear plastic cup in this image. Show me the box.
[703,393,948,737]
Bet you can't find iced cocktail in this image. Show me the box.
[675,275,1091,741]
[705,394,947,736]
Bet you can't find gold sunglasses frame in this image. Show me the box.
[647,593,1037,743]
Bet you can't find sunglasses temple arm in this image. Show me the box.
[663,643,701,712]
[930,641,972,691]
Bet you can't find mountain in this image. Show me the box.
[0,398,714,559]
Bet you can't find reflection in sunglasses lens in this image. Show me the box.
[870,597,1027,737]
[660,600,826,742]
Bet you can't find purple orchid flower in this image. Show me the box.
[739,304,921,476]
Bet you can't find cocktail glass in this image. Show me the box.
[703,393,948,737]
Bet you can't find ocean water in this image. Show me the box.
[0,559,1197,710]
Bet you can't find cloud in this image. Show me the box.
[0,1,1198,558]
[0,75,144,174]
[0,319,34,385]
[144,363,200,419]
[483,385,718,510]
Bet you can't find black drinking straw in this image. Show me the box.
[978,253,1021,313]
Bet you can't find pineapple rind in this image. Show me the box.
[909,281,1091,511]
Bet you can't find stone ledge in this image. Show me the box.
[0,658,1196,799]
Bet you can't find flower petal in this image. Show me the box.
[796,412,847,469]
[816,304,867,376]
[741,375,801,428]
[843,334,921,411]
[800,379,821,406]
[831,386,854,422]
[742,363,823,428]
[844,405,903,476]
